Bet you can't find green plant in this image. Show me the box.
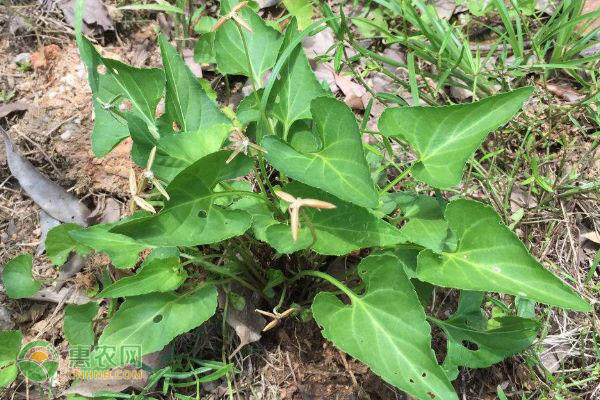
[0,89,16,103]
[16,61,31,73]
[1,0,593,399]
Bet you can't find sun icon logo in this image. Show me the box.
[17,340,60,382]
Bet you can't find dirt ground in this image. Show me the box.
[1,1,599,399]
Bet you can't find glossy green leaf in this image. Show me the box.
[431,291,539,380]
[194,33,216,64]
[194,16,217,33]
[282,0,314,30]
[3,254,41,299]
[70,223,148,269]
[233,183,403,255]
[97,257,187,298]
[281,182,402,254]
[236,91,262,126]
[288,119,321,152]
[312,254,457,399]
[98,285,217,355]
[78,37,126,156]
[262,97,378,208]
[144,247,180,263]
[78,37,164,156]
[378,87,533,188]
[392,193,456,253]
[45,224,92,265]
[214,0,283,80]
[0,330,22,388]
[64,302,99,346]
[267,19,324,134]
[393,248,434,306]
[112,151,254,246]
[230,196,275,243]
[129,113,232,182]
[158,34,230,133]
[417,199,591,311]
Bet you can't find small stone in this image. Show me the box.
[14,52,31,65]
[60,129,72,141]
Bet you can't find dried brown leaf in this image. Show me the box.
[546,83,585,103]
[218,288,266,358]
[0,102,29,118]
[2,128,91,225]
[58,0,114,34]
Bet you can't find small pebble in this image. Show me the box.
[61,129,72,141]
[14,52,31,65]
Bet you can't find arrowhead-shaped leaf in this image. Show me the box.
[0,330,22,388]
[97,257,187,298]
[378,87,533,188]
[214,0,283,80]
[112,151,253,246]
[3,254,41,299]
[267,19,325,135]
[417,199,591,311]
[158,34,229,133]
[78,37,164,156]
[392,193,456,253]
[98,285,217,355]
[431,291,539,380]
[262,97,379,208]
[64,302,99,346]
[312,254,458,400]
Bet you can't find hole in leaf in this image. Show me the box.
[119,99,132,112]
[428,392,436,399]
[153,315,163,323]
[112,68,119,75]
[97,64,107,74]
[198,210,207,218]
[462,340,479,351]
[421,372,426,377]
[409,378,414,383]
[172,121,181,132]
[155,97,165,118]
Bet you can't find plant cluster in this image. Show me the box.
[1,0,595,399]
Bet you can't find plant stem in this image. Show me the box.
[193,257,268,301]
[234,21,259,90]
[380,163,413,194]
[291,270,357,301]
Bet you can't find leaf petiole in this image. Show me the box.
[292,270,358,301]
